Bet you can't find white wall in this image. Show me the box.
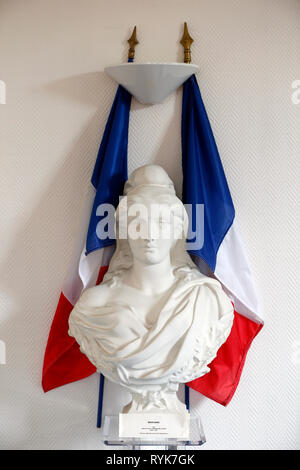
[0,0,299,450]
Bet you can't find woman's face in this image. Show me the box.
[126,200,176,266]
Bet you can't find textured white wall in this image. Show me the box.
[0,0,299,450]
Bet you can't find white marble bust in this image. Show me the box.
[68,165,234,415]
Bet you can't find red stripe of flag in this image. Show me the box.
[42,265,109,392]
[187,310,263,405]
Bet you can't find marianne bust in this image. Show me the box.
[68,165,234,415]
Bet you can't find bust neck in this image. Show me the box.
[127,256,175,296]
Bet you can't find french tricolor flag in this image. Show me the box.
[182,76,263,405]
[42,75,263,410]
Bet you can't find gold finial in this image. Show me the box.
[127,26,139,61]
[180,22,194,64]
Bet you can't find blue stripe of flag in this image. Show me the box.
[86,85,132,255]
[182,75,235,271]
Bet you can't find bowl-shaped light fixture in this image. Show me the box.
[105,63,199,105]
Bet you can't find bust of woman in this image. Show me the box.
[68,165,234,415]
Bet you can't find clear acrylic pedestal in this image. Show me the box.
[103,415,206,450]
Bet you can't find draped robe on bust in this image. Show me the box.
[68,268,234,393]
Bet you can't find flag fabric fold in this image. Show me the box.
[182,75,235,271]
[182,74,263,405]
[42,85,131,392]
[87,85,132,254]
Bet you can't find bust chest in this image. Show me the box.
[112,284,172,329]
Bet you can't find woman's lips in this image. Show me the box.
[145,244,157,251]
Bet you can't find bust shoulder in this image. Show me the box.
[77,282,113,308]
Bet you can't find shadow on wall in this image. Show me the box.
[127,80,183,196]
[153,87,183,198]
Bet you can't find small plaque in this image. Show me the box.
[119,413,190,439]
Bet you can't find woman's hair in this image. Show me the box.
[103,165,198,285]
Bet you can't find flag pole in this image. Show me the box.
[96,26,138,428]
[180,22,194,64]
[181,22,194,411]
[185,384,190,411]
[96,373,105,428]
[127,25,139,62]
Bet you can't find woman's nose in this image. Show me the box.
[146,226,158,241]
